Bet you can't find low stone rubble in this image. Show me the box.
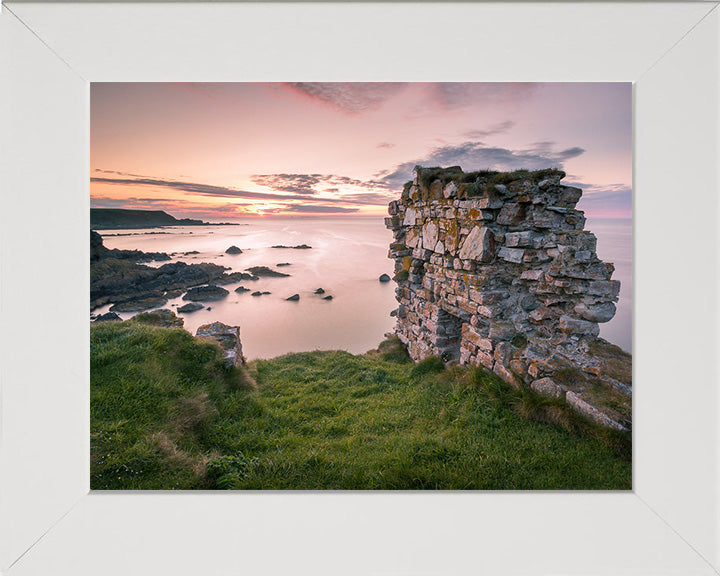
[196,322,245,367]
[386,166,631,430]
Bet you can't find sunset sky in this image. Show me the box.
[91,82,632,219]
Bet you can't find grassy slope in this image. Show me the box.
[91,322,631,490]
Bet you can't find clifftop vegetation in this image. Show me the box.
[91,318,630,490]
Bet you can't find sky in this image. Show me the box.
[91,82,632,219]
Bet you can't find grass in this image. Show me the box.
[91,324,631,490]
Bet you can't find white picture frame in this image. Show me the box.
[1,2,718,574]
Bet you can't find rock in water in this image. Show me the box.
[109,294,167,313]
[177,302,204,313]
[286,294,300,301]
[235,286,251,293]
[182,285,229,302]
[314,288,325,294]
[225,246,243,255]
[379,274,391,282]
[246,266,290,278]
[323,295,333,300]
[215,272,257,284]
[271,244,312,250]
[196,322,244,367]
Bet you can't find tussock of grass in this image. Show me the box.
[92,328,631,490]
[367,335,412,364]
[588,339,632,385]
[410,356,446,380]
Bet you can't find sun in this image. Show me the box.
[250,202,274,216]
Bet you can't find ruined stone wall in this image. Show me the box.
[386,166,625,415]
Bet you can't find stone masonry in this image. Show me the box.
[386,166,630,430]
[196,322,245,368]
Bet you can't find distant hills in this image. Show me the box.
[91,209,236,229]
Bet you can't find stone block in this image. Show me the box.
[558,186,583,206]
[498,247,525,263]
[496,203,525,225]
[475,349,495,370]
[520,269,544,281]
[586,280,621,298]
[462,324,493,352]
[405,227,420,248]
[196,322,244,367]
[530,377,566,398]
[402,207,418,226]
[566,391,627,431]
[574,301,616,323]
[385,216,402,230]
[422,220,439,250]
[493,361,516,387]
[458,225,494,262]
[559,315,600,336]
[443,181,459,198]
[505,231,537,247]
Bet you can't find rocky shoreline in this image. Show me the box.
[91,231,247,309]
[90,230,378,316]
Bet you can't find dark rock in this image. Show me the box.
[182,285,229,302]
[251,291,271,297]
[94,312,122,322]
[574,302,616,323]
[215,272,258,284]
[183,251,199,255]
[225,245,243,255]
[234,286,251,293]
[530,377,565,399]
[323,295,333,300]
[271,244,312,249]
[314,288,325,294]
[276,262,291,267]
[91,243,232,308]
[91,230,170,264]
[379,274,391,282]
[164,289,184,299]
[286,294,300,301]
[110,295,167,313]
[246,266,290,278]
[177,302,204,313]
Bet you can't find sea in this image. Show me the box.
[94,216,632,358]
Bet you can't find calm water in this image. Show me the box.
[95,216,632,358]
[96,218,398,359]
[587,217,632,353]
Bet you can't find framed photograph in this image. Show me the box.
[1,2,718,574]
